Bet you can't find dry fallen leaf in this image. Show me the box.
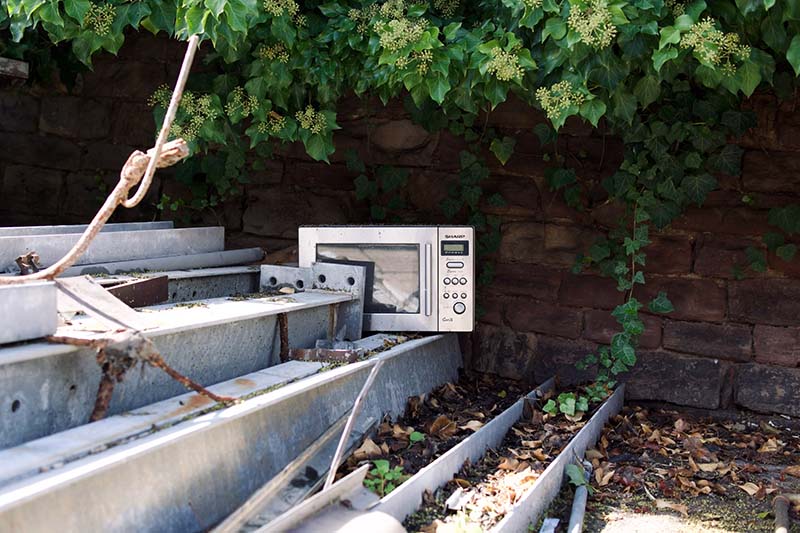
[697,462,721,473]
[498,457,519,471]
[585,449,604,460]
[655,499,689,518]
[782,465,800,478]
[757,437,782,453]
[674,419,689,433]
[353,437,382,460]
[428,415,458,439]
[738,482,761,496]
[460,420,484,432]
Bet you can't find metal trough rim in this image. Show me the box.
[491,384,625,532]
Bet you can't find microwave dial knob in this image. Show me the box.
[453,302,466,315]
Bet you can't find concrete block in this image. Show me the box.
[60,248,263,277]
[0,283,57,345]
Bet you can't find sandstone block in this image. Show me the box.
[0,91,38,133]
[663,320,752,362]
[753,325,800,367]
[729,279,800,326]
[735,363,800,416]
[583,309,662,349]
[506,298,582,339]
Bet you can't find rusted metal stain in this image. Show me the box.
[278,313,289,363]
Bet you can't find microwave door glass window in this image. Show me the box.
[316,244,420,314]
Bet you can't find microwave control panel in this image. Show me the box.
[437,226,475,331]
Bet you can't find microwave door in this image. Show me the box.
[315,239,437,332]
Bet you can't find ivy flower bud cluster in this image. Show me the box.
[664,0,685,17]
[295,105,327,134]
[535,81,585,121]
[680,18,750,75]
[380,0,406,19]
[348,5,380,35]
[412,49,433,75]
[225,87,260,118]
[567,0,617,49]
[377,17,427,52]
[263,0,298,17]
[486,48,524,81]
[523,0,543,8]
[149,86,216,142]
[294,13,307,26]
[257,113,287,135]
[83,3,115,35]
[257,43,289,63]
[433,0,460,18]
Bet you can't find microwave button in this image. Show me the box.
[443,293,449,299]
[446,261,464,269]
[453,302,466,315]
[449,277,457,285]
[443,278,451,285]
[461,292,467,299]
[459,277,467,285]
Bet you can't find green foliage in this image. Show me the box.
[565,463,594,494]
[363,459,408,497]
[409,430,425,443]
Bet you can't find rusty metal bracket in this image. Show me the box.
[104,275,169,307]
[15,251,42,275]
[260,262,366,341]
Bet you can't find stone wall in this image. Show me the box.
[1,33,799,416]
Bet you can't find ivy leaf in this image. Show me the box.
[611,90,636,125]
[533,123,557,145]
[490,136,516,165]
[681,173,717,205]
[543,17,567,41]
[205,0,227,17]
[735,60,762,97]
[788,35,800,76]
[580,99,606,127]
[648,292,674,314]
[64,0,91,23]
[709,144,744,175]
[354,174,377,200]
[659,26,681,49]
[769,205,800,234]
[426,75,450,104]
[304,133,333,162]
[776,244,798,262]
[634,75,661,108]
[653,46,678,72]
[746,246,767,272]
[377,166,409,193]
[547,167,577,190]
[763,232,785,250]
[721,110,757,136]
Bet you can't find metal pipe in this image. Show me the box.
[566,461,593,533]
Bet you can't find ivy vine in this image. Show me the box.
[4,0,800,406]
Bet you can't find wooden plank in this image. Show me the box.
[0,57,29,79]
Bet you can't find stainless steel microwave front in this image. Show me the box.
[298,226,474,332]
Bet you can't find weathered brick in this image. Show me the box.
[729,279,800,326]
[753,325,800,367]
[623,350,730,409]
[473,324,538,381]
[82,60,167,99]
[506,298,582,339]
[559,274,622,310]
[644,235,693,275]
[407,171,456,213]
[247,159,284,186]
[637,277,726,322]
[371,119,431,152]
[478,293,505,327]
[0,165,64,214]
[111,102,157,147]
[531,335,599,386]
[40,96,111,139]
[484,94,545,130]
[0,91,38,133]
[544,224,595,252]
[742,151,800,194]
[694,235,762,279]
[735,363,800,416]
[492,263,561,301]
[285,162,355,190]
[767,247,800,279]
[480,176,541,217]
[663,320,752,362]
[0,132,81,170]
[498,222,545,263]
[583,309,662,349]
[242,187,349,238]
[82,142,135,171]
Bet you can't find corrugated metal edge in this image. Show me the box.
[492,384,625,533]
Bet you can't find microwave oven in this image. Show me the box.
[298,226,475,332]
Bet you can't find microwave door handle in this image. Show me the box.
[424,242,432,316]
